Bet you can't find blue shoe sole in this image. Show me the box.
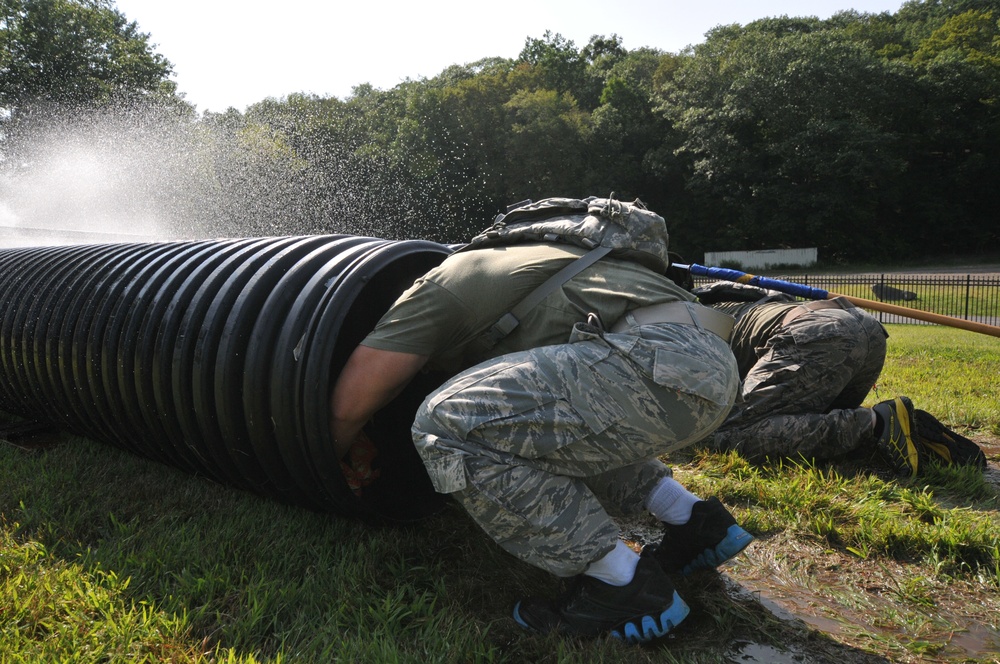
[512,591,691,643]
[511,601,532,631]
[681,524,754,575]
[611,590,690,643]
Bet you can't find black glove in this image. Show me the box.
[692,281,790,305]
[664,260,694,292]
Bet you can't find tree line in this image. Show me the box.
[2,0,998,263]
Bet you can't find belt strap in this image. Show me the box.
[610,301,735,342]
[781,296,855,326]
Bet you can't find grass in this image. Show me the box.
[802,279,999,319]
[695,268,1000,331]
[871,325,1000,433]
[759,253,1000,276]
[2,323,999,663]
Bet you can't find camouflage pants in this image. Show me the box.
[412,321,738,577]
[707,307,888,462]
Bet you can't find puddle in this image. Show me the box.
[619,490,1000,661]
[949,621,1000,655]
[979,441,1000,457]
[727,641,812,663]
[728,541,1000,661]
[983,464,1000,492]
[722,575,849,637]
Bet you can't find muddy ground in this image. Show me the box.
[720,444,1000,664]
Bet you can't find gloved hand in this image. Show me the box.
[693,281,793,305]
[665,252,694,291]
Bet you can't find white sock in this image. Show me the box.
[645,476,701,525]
[584,540,639,586]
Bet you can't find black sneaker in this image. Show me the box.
[512,552,689,643]
[913,408,987,470]
[872,396,920,477]
[650,497,754,575]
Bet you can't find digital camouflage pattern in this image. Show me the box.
[704,303,888,461]
[462,196,671,273]
[412,321,738,577]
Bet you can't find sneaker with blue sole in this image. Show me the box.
[512,552,689,644]
[650,497,754,575]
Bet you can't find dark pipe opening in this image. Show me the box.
[0,236,453,522]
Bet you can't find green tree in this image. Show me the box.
[661,21,911,260]
[518,31,582,83]
[911,8,1000,64]
[397,59,539,232]
[517,31,596,106]
[503,88,591,200]
[0,0,175,114]
[894,9,1000,253]
[896,0,1000,32]
[586,48,680,210]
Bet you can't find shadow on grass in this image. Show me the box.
[2,419,909,663]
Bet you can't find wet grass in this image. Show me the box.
[674,451,1000,660]
[1,323,999,663]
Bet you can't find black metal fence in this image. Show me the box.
[693,273,1000,327]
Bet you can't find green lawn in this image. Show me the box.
[1,324,998,663]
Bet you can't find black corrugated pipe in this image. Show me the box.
[0,236,454,522]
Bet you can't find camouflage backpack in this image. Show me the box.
[463,195,671,273]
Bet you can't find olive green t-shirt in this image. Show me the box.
[710,300,799,377]
[362,243,693,374]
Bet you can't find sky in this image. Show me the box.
[117,0,906,113]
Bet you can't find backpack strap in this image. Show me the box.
[476,246,612,350]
